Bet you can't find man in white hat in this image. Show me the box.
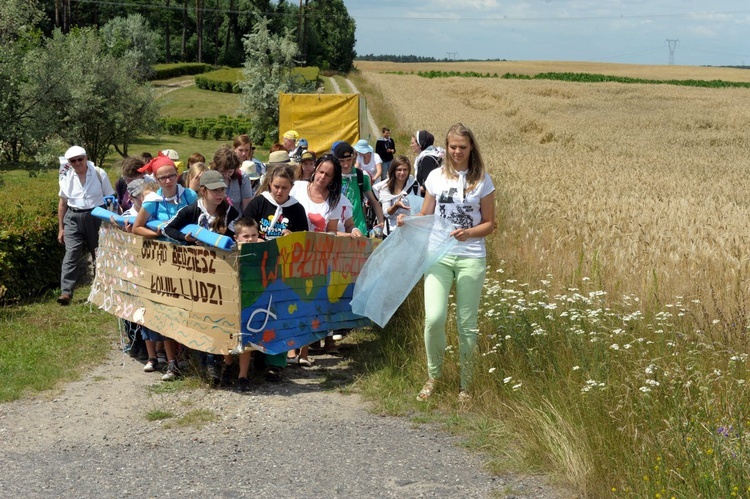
[57,145,115,305]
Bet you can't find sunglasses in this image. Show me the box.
[68,156,86,163]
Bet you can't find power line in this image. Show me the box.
[351,9,750,23]
[679,44,750,59]
[590,46,665,63]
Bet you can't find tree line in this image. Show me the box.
[35,0,355,71]
[0,0,353,169]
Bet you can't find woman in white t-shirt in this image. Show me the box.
[373,155,418,236]
[289,154,362,364]
[398,123,496,404]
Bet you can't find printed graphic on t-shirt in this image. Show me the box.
[437,188,475,229]
[260,213,290,239]
[308,213,326,232]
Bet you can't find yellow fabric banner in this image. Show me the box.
[278,93,360,153]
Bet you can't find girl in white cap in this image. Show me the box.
[353,139,382,180]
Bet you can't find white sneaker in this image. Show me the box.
[161,362,180,381]
[143,359,158,372]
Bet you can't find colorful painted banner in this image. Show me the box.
[88,226,375,355]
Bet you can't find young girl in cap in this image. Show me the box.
[163,170,241,242]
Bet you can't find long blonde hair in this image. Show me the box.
[186,162,207,187]
[442,123,485,191]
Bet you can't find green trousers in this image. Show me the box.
[423,255,486,389]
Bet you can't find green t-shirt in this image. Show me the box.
[341,169,372,234]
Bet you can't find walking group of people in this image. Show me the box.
[56,123,495,402]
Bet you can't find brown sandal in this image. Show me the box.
[417,379,436,401]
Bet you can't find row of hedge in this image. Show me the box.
[157,116,254,141]
[385,69,750,89]
[151,62,213,80]
[503,71,750,88]
[195,68,242,93]
[0,208,64,303]
[195,66,321,94]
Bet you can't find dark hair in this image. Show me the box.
[234,216,259,233]
[233,134,253,150]
[121,156,145,178]
[187,152,206,166]
[140,152,153,162]
[382,127,390,133]
[210,145,242,185]
[311,154,342,212]
[386,155,412,194]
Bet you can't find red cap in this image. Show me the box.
[138,152,175,174]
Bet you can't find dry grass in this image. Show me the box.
[359,69,750,320]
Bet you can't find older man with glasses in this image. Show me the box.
[57,145,115,305]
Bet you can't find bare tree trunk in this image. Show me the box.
[223,0,235,64]
[165,0,171,63]
[181,0,188,60]
[213,0,220,65]
[196,0,203,63]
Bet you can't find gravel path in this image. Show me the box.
[344,77,380,140]
[0,341,568,498]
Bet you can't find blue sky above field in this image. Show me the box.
[344,1,750,66]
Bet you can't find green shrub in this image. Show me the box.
[211,125,225,141]
[0,208,64,303]
[198,123,211,140]
[151,62,213,80]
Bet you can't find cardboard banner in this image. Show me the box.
[89,226,375,355]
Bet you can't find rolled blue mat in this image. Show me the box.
[91,206,135,227]
[180,224,235,250]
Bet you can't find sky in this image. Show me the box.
[343,1,750,66]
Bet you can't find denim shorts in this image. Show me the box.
[140,326,165,342]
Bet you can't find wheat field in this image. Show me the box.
[359,63,750,319]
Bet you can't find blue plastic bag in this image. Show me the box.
[351,215,457,327]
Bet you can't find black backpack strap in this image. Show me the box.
[356,168,365,206]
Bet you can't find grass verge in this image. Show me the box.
[0,285,116,402]
[156,83,241,119]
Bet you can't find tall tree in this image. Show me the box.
[238,17,314,143]
[101,14,163,81]
[305,0,355,72]
[27,28,159,165]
